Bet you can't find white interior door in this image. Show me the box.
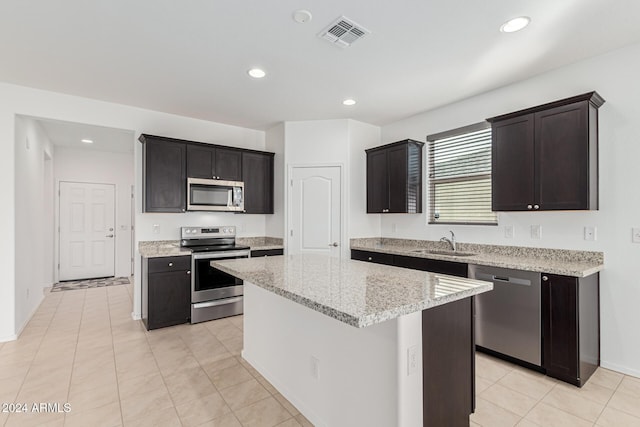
[59,182,115,281]
[290,166,342,257]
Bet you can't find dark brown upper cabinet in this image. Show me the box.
[139,134,274,213]
[488,92,604,211]
[140,135,187,213]
[242,151,274,214]
[366,139,424,213]
[186,144,242,181]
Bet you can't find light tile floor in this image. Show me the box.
[0,283,639,427]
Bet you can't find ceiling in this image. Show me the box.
[35,118,135,153]
[2,1,640,131]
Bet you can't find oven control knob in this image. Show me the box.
[185,229,190,234]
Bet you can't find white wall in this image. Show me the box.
[265,123,285,238]
[0,82,266,338]
[54,146,135,278]
[13,116,54,339]
[380,42,640,376]
[348,120,382,238]
[283,119,381,256]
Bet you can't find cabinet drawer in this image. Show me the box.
[148,256,191,273]
[351,250,394,266]
[251,249,284,257]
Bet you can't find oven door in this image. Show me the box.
[191,250,249,303]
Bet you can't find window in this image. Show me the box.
[427,122,497,225]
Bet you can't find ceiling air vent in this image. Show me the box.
[319,16,371,48]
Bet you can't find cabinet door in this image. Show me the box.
[187,144,215,179]
[542,273,579,383]
[387,145,409,213]
[144,139,186,212]
[148,270,191,330]
[215,147,243,181]
[535,102,589,210]
[491,114,535,211]
[242,151,274,214]
[367,149,389,213]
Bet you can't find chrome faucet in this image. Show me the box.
[440,230,456,252]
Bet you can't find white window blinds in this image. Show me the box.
[427,123,497,225]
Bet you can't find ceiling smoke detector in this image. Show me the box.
[319,16,371,48]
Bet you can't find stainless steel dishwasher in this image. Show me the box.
[469,264,542,366]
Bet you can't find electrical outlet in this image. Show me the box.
[310,356,320,380]
[504,225,514,239]
[584,226,597,241]
[531,225,542,239]
[407,345,418,376]
[632,228,640,243]
[152,224,160,234]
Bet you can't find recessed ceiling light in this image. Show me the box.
[81,139,94,144]
[343,99,356,106]
[247,68,266,79]
[500,16,531,33]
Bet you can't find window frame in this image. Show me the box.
[426,122,497,226]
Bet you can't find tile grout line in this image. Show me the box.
[62,287,87,425]
[106,286,126,427]
[4,290,64,427]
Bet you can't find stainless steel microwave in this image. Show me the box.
[187,178,244,212]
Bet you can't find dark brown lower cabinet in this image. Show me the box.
[542,272,599,386]
[350,249,394,265]
[423,297,474,427]
[142,256,191,330]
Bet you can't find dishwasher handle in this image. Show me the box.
[475,271,533,286]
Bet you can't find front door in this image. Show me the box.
[289,166,342,257]
[59,182,115,281]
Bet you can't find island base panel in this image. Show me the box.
[242,282,423,427]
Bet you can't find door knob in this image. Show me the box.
[106,234,114,238]
[329,242,339,247]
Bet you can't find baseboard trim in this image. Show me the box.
[0,333,18,343]
[601,361,640,379]
[131,312,141,321]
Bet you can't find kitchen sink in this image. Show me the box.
[410,249,476,257]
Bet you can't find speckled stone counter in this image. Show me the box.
[139,237,284,258]
[351,238,604,277]
[138,240,191,258]
[236,237,284,251]
[212,254,492,328]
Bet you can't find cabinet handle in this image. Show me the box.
[186,270,191,275]
[382,209,389,213]
[368,257,372,261]
[168,262,173,267]
[534,205,540,210]
[527,205,533,210]
[542,275,548,281]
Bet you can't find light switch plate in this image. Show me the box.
[633,228,640,243]
[531,225,542,239]
[152,224,160,234]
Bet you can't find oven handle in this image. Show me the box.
[192,251,250,260]
[193,296,243,309]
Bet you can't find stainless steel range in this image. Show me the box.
[181,226,250,323]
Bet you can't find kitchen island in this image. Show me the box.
[213,254,492,427]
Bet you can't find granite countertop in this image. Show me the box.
[139,237,284,258]
[138,241,191,258]
[212,254,492,328]
[351,238,604,277]
[237,237,284,251]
